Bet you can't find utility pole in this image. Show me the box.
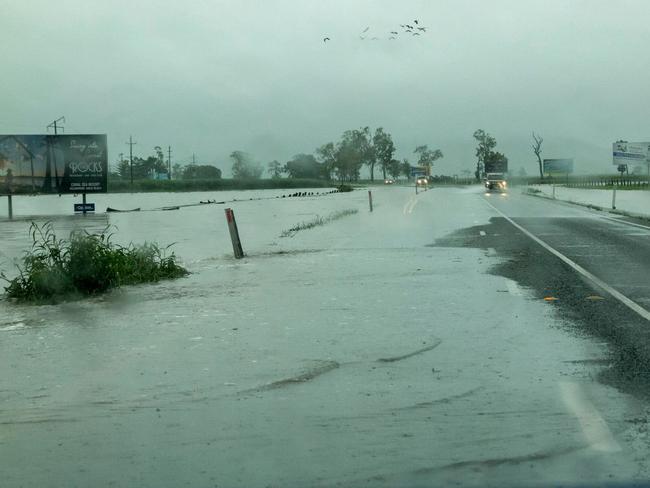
[46,116,65,135]
[126,135,137,190]
[117,152,124,177]
[168,146,172,180]
[192,153,196,165]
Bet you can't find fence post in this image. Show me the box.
[224,208,244,259]
[612,187,617,210]
[7,195,13,220]
[368,190,373,212]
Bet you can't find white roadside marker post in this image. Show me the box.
[225,208,244,259]
[368,190,373,212]
[7,195,13,220]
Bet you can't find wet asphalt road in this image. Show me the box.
[466,191,650,381]
[1,186,650,487]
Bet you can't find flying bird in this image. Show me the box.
[418,27,426,31]
[359,36,366,40]
[371,36,379,40]
[389,36,396,40]
[323,37,330,42]
[362,26,370,33]
[414,19,419,24]
[390,31,398,34]
[412,32,420,36]
[406,24,413,29]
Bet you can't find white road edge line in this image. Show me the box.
[599,215,650,232]
[559,381,621,452]
[483,197,650,322]
[522,190,650,231]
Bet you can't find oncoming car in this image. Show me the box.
[416,175,428,186]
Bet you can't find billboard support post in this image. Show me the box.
[82,193,87,215]
[368,190,373,212]
[612,187,617,210]
[7,195,13,220]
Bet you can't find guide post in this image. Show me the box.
[225,208,244,259]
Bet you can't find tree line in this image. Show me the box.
[113,146,222,181]
[232,127,443,181]
[110,128,444,182]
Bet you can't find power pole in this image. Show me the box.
[168,146,172,180]
[126,135,137,190]
[46,116,65,135]
[117,152,124,177]
[192,153,196,165]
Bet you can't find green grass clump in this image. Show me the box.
[280,209,358,237]
[2,222,188,303]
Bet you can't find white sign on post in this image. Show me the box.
[612,142,650,166]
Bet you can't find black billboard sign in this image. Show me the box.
[0,134,108,195]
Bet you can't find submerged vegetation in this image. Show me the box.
[280,209,358,237]
[2,222,188,303]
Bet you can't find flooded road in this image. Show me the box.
[1,187,649,487]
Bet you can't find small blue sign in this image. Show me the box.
[74,203,95,213]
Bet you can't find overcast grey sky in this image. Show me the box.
[2,0,650,176]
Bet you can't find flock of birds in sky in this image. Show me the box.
[323,20,427,43]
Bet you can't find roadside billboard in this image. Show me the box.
[0,134,107,195]
[543,158,574,175]
[612,141,650,166]
[410,165,429,177]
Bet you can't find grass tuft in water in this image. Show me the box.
[2,222,189,303]
[280,209,358,237]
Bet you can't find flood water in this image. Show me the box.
[0,188,343,278]
[1,187,648,488]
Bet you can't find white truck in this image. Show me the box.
[484,172,507,192]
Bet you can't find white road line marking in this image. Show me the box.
[559,381,621,452]
[479,230,486,236]
[600,215,650,231]
[402,196,418,215]
[483,197,650,322]
[526,191,650,232]
[409,198,418,214]
[506,280,522,296]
